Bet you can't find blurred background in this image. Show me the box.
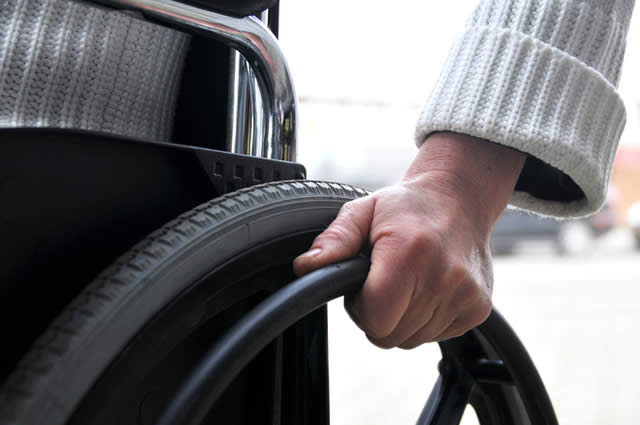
[278,1,640,424]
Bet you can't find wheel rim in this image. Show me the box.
[143,258,558,425]
[69,231,320,425]
[70,239,557,425]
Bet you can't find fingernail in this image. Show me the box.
[296,248,322,261]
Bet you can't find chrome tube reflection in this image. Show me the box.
[228,53,266,154]
[92,0,297,161]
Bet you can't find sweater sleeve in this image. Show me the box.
[414,0,635,218]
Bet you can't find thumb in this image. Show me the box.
[293,196,375,276]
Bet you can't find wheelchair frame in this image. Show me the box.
[0,0,560,424]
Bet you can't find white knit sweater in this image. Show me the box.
[416,0,635,218]
[0,0,189,142]
[2,0,634,216]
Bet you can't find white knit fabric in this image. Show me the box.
[415,0,635,217]
[0,0,189,142]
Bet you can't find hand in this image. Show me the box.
[293,133,525,348]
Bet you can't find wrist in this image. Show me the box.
[403,132,526,229]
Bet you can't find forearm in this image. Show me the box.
[403,132,525,231]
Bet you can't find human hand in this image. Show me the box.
[293,133,525,348]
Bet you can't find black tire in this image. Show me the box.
[0,180,368,425]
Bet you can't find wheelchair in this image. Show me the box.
[0,1,559,424]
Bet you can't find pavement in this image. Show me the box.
[327,229,640,425]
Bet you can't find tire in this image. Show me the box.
[0,180,368,425]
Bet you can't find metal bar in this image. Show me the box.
[267,3,279,38]
[154,257,370,425]
[418,375,445,425]
[470,359,514,386]
[227,50,246,154]
[92,0,298,161]
[416,360,475,425]
[271,335,284,425]
[227,10,269,157]
[474,311,559,425]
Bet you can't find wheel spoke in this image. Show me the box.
[416,361,475,425]
[470,360,513,386]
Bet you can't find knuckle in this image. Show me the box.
[406,231,438,255]
[368,336,397,350]
[467,302,492,328]
[459,279,484,303]
[319,224,352,244]
[337,197,368,221]
[445,328,467,340]
[413,328,439,345]
[446,260,469,285]
[478,301,493,322]
[317,201,370,246]
[362,318,395,340]
[452,328,467,338]
[338,200,358,217]
[353,305,395,341]
[399,340,421,350]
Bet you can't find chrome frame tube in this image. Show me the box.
[227,9,267,157]
[226,11,268,157]
[227,51,243,154]
[93,0,298,161]
[227,52,256,155]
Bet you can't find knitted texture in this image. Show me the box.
[415,0,635,217]
[0,0,189,142]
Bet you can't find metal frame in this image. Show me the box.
[228,50,265,155]
[92,0,298,161]
[227,9,270,156]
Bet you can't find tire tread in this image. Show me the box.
[0,180,367,423]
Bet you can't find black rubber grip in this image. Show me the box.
[155,256,371,425]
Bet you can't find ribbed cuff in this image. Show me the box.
[415,25,626,217]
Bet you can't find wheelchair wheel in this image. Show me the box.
[0,181,367,425]
[0,180,556,425]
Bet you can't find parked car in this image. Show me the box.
[490,199,616,256]
[627,201,640,250]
